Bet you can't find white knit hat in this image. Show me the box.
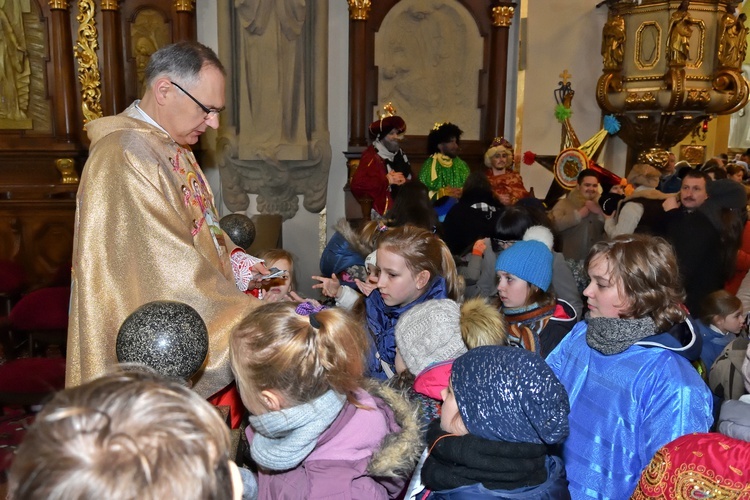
[395,299,467,375]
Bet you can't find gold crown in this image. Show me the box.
[377,102,397,119]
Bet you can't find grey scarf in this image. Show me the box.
[586,316,656,355]
[248,390,346,471]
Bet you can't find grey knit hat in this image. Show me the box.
[395,299,467,375]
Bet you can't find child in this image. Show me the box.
[697,289,745,371]
[312,250,379,309]
[8,369,245,500]
[546,234,714,498]
[410,346,571,498]
[230,302,421,499]
[319,218,388,291]
[366,224,462,379]
[394,297,507,426]
[253,248,295,301]
[495,226,577,357]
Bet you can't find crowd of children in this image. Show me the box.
[9,160,750,499]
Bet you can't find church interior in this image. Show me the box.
[2,0,750,493]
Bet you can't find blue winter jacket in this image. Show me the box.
[365,277,448,380]
[546,319,713,499]
[319,231,365,287]
[693,319,734,372]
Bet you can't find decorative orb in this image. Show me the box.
[116,301,208,381]
[220,213,256,250]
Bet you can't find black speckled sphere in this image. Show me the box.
[220,213,256,250]
[116,301,209,381]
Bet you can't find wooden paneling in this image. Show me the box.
[0,0,196,291]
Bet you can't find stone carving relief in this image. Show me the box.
[217,0,331,220]
[374,0,483,140]
[0,0,50,131]
[130,9,171,97]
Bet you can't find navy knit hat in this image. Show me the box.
[451,346,569,444]
[494,227,553,291]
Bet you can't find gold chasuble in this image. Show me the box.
[67,103,257,398]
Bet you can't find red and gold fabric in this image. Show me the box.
[632,432,750,499]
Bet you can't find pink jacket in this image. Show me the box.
[255,387,421,499]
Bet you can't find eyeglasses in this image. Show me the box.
[170,81,224,119]
[492,239,517,250]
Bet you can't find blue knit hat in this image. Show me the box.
[451,346,569,444]
[495,230,553,291]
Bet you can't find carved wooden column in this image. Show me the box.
[48,0,79,143]
[348,0,370,148]
[485,2,516,144]
[174,0,197,42]
[100,0,126,115]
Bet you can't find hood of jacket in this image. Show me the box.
[335,217,379,257]
[319,230,366,277]
[635,315,703,362]
[413,359,454,401]
[87,103,174,150]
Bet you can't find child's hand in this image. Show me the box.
[498,193,512,206]
[289,291,321,308]
[355,278,377,297]
[312,273,341,298]
[472,239,486,256]
[230,251,269,292]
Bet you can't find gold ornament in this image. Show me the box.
[48,0,69,9]
[74,0,103,124]
[55,158,79,184]
[377,102,397,119]
[101,0,119,10]
[174,0,195,12]
[492,6,515,28]
[348,0,371,21]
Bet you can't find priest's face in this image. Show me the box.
[165,65,225,146]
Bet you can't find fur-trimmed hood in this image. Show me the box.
[621,186,673,203]
[335,217,380,258]
[565,186,599,210]
[364,379,424,478]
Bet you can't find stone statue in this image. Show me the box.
[718,11,748,68]
[667,2,696,65]
[0,0,31,122]
[602,16,626,71]
[217,1,332,220]
[236,0,308,161]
